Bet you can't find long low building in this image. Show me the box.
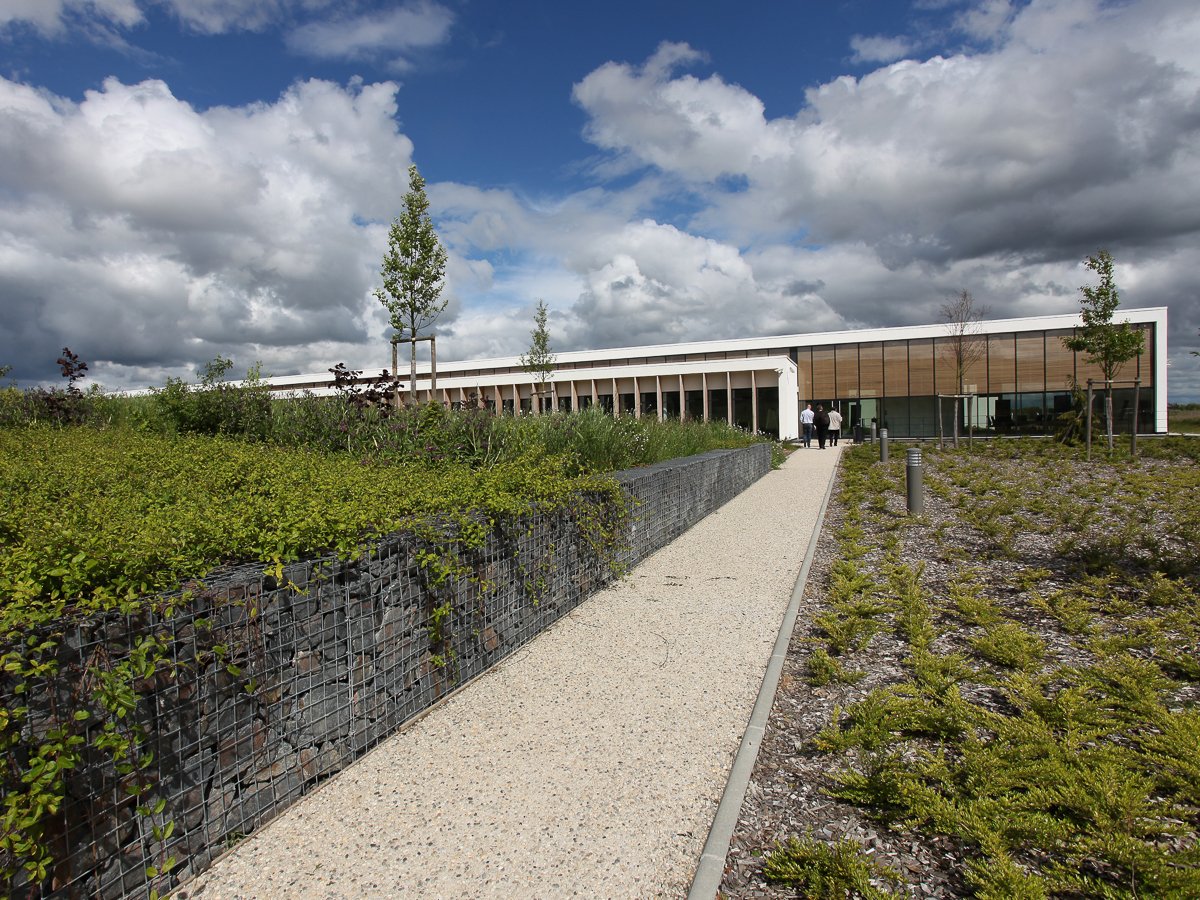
[266,307,1168,441]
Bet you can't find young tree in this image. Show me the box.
[374,164,448,405]
[939,289,989,442]
[1060,250,1143,450]
[520,300,557,413]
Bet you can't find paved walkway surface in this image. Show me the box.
[179,445,843,900]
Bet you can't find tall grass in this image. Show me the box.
[1,380,773,472]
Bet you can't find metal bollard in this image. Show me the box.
[879,428,889,463]
[870,422,877,444]
[906,447,924,516]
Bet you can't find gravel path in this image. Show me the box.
[178,446,842,900]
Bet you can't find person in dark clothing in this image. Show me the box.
[814,404,831,449]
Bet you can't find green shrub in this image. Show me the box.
[764,834,902,898]
[0,425,624,628]
[806,647,864,686]
[969,622,1046,671]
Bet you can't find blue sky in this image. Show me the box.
[2,0,1198,399]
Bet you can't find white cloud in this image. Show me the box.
[285,2,455,68]
[953,0,1017,42]
[0,75,423,389]
[0,0,142,35]
[576,1,1200,258]
[0,0,345,38]
[2,0,1197,402]
[849,34,915,64]
[160,0,293,34]
[572,41,783,184]
[536,0,1200,394]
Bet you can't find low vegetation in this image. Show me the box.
[1168,402,1200,434]
[734,438,1199,899]
[0,354,773,893]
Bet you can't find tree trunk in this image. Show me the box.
[391,340,400,410]
[410,338,418,406]
[1105,389,1115,452]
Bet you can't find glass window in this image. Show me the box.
[879,398,910,437]
[988,334,1016,393]
[1134,325,1154,386]
[1045,329,1076,391]
[933,336,961,395]
[908,339,934,395]
[708,389,729,422]
[884,341,908,398]
[961,335,988,396]
[811,347,835,399]
[908,396,937,437]
[1064,326,1109,387]
[1014,392,1047,434]
[836,344,860,398]
[796,348,813,401]
[1016,333,1045,392]
[756,386,780,437]
[859,343,883,398]
[732,387,754,430]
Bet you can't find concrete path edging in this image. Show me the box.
[687,449,841,899]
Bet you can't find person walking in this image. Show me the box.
[827,407,843,446]
[815,404,831,449]
[800,403,815,448]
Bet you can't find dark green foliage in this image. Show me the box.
[519,299,556,397]
[969,622,1046,671]
[1060,250,1144,450]
[807,647,865,686]
[798,439,1200,898]
[151,357,273,439]
[0,424,629,629]
[764,834,902,898]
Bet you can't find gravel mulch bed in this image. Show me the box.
[718,440,1200,899]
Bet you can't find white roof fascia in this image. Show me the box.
[410,355,798,391]
[391,306,1170,376]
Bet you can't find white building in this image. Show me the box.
[265,307,1168,440]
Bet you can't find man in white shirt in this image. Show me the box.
[827,407,843,446]
[800,403,815,448]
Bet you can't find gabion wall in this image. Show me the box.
[7,443,770,899]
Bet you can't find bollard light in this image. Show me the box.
[879,428,889,463]
[906,447,924,516]
[870,422,877,444]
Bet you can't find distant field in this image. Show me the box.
[1169,405,1200,433]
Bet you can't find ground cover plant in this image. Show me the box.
[723,438,1200,899]
[1168,403,1200,435]
[0,358,775,893]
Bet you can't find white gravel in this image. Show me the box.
[177,446,842,900]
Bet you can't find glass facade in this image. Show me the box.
[327,318,1160,440]
[796,323,1157,438]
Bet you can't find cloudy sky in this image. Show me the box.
[1,0,1198,399]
